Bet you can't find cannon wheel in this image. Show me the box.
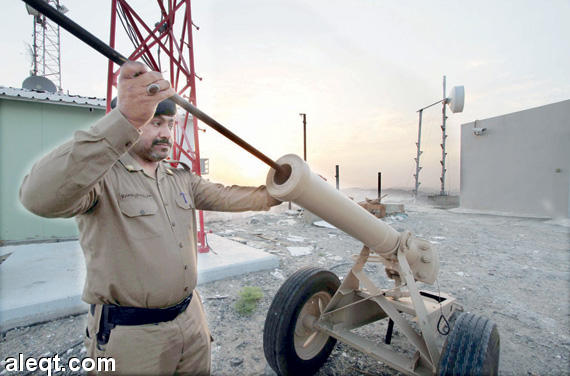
[263,267,340,376]
[438,312,500,376]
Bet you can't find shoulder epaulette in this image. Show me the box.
[162,160,192,172]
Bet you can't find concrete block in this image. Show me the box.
[384,203,405,215]
[428,194,460,209]
[358,200,387,218]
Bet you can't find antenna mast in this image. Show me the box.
[27,0,66,91]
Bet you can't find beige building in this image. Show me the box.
[460,99,570,218]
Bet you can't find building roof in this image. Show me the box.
[0,86,106,109]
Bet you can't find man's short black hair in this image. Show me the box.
[110,97,177,117]
[154,99,177,116]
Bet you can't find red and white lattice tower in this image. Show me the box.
[106,0,209,252]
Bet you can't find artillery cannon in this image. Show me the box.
[264,154,500,376]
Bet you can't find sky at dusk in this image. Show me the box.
[2,0,569,192]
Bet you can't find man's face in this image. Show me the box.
[130,115,175,162]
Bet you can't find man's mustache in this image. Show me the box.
[152,139,172,147]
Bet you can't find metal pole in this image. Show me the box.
[440,76,448,195]
[32,16,38,75]
[385,319,395,344]
[413,98,443,197]
[335,165,339,190]
[42,14,46,76]
[300,113,307,161]
[182,0,208,252]
[378,172,382,201]
[55,0,62,91]
[413,109,423,196]
[22,0,284,174]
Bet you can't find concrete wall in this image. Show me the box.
[460,99,570,218]
[0,99,105,243]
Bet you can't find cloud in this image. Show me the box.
[467,60,490,69]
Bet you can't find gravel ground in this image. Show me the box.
[1,190,569,375]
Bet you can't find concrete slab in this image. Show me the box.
[197,234,279,284]
[0,241,87,332]
[0,235,279,332]
[449,207,551,219]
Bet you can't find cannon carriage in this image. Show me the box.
[263,154,500,376]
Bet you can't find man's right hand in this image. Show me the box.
[117,61,176,129]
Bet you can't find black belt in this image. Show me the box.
[93,293,192,348]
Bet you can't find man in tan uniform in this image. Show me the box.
[19,61,281,375]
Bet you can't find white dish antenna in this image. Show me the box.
[447,86,465,113]
[22,75,57,93]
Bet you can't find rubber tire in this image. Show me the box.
[263,267,341,376]
[438,312,500,376]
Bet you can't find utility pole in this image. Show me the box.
[440,76,448,195]
[299,113,307,161]
[414,98,442,197]
[413,109,423,196]
[378,172,382,201]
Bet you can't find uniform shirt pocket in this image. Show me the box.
[174,192,194,231]
[119,197,158,217]
[175,191,194,210]
[117,197,161,238]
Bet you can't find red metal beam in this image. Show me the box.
[118,0,161,70]
[106,0,118,112]
[106,0,208,252]
[118,2,193,79]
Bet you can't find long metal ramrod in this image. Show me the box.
[21,0,284,174]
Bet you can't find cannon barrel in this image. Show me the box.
[267,154,439,284]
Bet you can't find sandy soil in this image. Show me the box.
[1,189,569,375]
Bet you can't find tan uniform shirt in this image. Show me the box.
[20,109,280,308]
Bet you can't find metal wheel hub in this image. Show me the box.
[293,291,331,360]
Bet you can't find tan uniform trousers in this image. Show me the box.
[85,292,211,375]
